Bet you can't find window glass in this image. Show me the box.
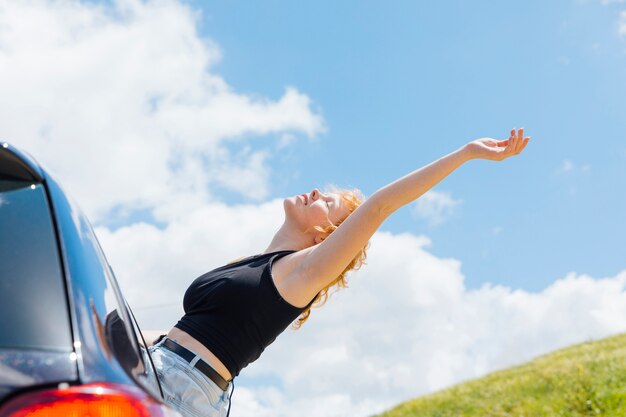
[125,296,164,399]
[99,263,146,383]
[100,255,160,396]
[0,180,72,351]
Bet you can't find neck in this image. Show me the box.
[263,221,312,254]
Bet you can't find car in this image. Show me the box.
[0,142,181,417]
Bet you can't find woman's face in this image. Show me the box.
[284,188,351,232]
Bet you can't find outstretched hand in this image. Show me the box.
[466,128,531,161]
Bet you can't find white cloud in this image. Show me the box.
[0,0,324,222]
[588,2,626,38]
[412,190,463,227]
[97,204,626,417]
[555,159,592,175]
[558,159,575,173]
[96,199,286,317]
[277,133,296,150]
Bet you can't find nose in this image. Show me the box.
[310,188,320,201]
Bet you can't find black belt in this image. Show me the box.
[161,337,230,391]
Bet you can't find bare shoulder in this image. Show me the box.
[270,248,320,308]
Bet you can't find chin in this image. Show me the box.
[283,196,296,213]
[283,196,295,207]
[283,196,299,221]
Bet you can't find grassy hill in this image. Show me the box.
[375,333,626,417]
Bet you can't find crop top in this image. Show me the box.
[174,250,317,378]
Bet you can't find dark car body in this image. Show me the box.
[0,142,179,416]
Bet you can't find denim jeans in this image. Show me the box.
[149,336,234,417]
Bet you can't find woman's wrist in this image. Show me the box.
[457,143,477,162]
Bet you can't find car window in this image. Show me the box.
[0,179,72,351]
[96,252,161,398]
[99,258,151,389]
[125,296,164,399]
[106,265,163,399]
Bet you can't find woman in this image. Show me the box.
[147,128,531,417]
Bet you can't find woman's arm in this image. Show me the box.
[299,128,530,291]
[371,144,471,217]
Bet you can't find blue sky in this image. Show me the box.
[183,0,626,291]
[2,1,625,415]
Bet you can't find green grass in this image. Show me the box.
[374,333,626,417]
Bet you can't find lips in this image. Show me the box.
[300,193,308,205]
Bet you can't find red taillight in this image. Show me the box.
[0,383,176,417]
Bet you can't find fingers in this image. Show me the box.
[478,128,531,161]
[506,128,517,154]
[520,135,530,153]
[510,129,518,153]
[513,127,524,155]
[507,127,530,155]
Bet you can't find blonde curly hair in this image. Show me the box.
[291,185,370,330]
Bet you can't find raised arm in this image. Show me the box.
[300,128,531,291]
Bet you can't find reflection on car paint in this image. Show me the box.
[0,349,77,397]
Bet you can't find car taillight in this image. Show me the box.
[0,382,179,417]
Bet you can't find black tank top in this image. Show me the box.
[174,250,317,378]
